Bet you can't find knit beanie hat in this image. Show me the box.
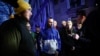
[14,0,31,14]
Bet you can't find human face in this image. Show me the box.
[77,24,82,29]
[67,21,73,29]
[77,15,86,24]
[23,9,32,21]
[53,20,57,27]
[48,19,54,27]
[62,21,66,27]
[36,27,40,33]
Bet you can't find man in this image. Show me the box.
[59,20,67,33]
[82,0,100,55]
[34,25,42,56]
[77,10,86,24]
[59,20,67,34]
[40,17,61,56]
[0,0,34,56]
[59,20,67,56]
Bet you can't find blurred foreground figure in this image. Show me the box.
[82,0,100,56]
[0,0,35,56]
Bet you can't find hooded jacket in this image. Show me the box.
[40,27,61,54]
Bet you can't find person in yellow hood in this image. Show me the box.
[0,0,34,56]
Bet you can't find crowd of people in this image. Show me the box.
[0,0,100,56]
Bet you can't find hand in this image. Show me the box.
[73,34,80,40]
[72,46,75,51]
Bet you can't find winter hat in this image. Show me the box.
[15,0,31,14]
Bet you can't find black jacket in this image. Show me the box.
[0,16,34,56]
